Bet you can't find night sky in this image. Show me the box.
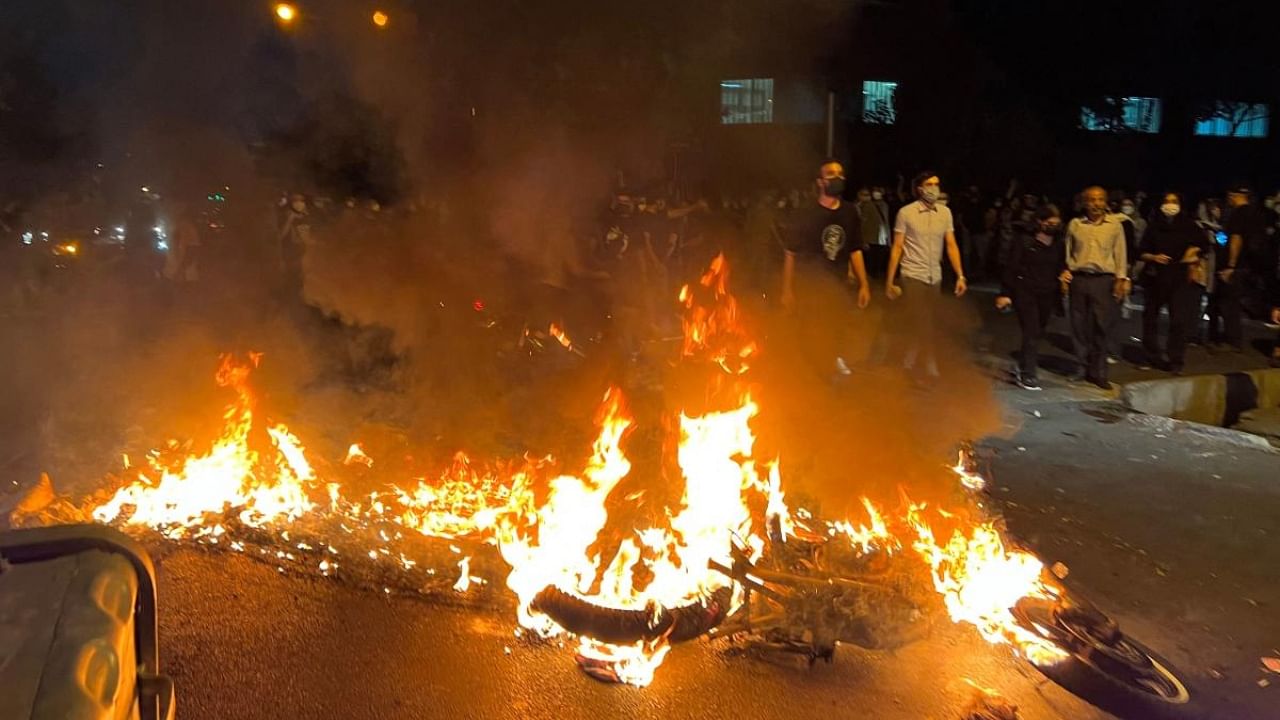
[3,0,1278,201]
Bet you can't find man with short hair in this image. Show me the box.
[885,171,968,384]
[1060,186,1129,389]
[780,159,870,377]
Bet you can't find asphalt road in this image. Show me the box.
[6,278,1280,719]
[982,392,1280,720]
[155,547,1109,720]
[145,389,1280,720]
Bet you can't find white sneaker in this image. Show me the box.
[835,357,852,376]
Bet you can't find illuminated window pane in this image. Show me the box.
[1080,96,1162,133]
[862,81,898,125]
[720,79,774,125]
[1194,102,1269,138]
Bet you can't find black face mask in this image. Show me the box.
[823,178,846,197]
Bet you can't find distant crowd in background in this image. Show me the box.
[7,164,1280,389]
[575,166,1280,388]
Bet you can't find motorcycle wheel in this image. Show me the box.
[529,585,732,645]
[1015,598,1205,720]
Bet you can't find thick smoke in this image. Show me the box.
[1,0,1002,518]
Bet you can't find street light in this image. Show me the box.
[371,10,389,28]
[274,3,297,25]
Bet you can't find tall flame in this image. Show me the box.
[80,253,1072,686]
[92,354,315,539]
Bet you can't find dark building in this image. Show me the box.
[700,0,1280,199]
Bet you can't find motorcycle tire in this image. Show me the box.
[1031,617,1206,720]
[530,585,732,645]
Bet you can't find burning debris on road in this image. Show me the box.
[17,255,1077,688]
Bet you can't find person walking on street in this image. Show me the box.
[780,159,871,378]
[1210,185,1266,353]
[885,171,968,385]
[1061,186,1129,389]
[995,204,1065,390]
[1137,193,1209,374]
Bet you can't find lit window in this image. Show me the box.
[1194,102,1269,138]
[1080,96,1162,133]
[861,81,898,125]
[720,79,774,125]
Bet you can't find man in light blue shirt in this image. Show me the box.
[885,171,968,383]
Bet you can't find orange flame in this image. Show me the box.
[548,323,573,349]
[344,443,374,467]
[906,502,1068,666]
[92,354,314,540]
[83,256,1072,686]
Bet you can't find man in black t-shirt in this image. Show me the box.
[780,160,870,309]
[779,159,870,377]
[1211,185,1268,351]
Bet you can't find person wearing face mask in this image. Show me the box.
[780,159,871,378]
[1136,193,1209,374]
[886,171,968,385]
[1119,197,1147,246]
[995,205,1066,390]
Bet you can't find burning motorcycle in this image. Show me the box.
[530,500,1200,720]
[65,249,1199,720]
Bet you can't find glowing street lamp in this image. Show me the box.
[274,3,298,24]
[371,10,389,28]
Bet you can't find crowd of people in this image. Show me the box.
[710,163,1280,390]
[262,168,1280,389]
[16,162,1278,392]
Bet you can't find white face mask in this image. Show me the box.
[1161,203,1180,217]
[1121,204,1135,216]
[871,191,883,200]
[921,186,940,203]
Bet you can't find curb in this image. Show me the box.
[1119,368,1280,428]
[1124,412,1278,452]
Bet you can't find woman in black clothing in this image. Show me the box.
[1138,192,1210,374]
[995,204,1066,390]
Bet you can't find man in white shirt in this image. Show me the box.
[885,171,968,384]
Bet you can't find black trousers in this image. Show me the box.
[1142,279,1201,367]
[1012,286,1057,379]
[1207,275,1244,348]
[1070,274,1119,380]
